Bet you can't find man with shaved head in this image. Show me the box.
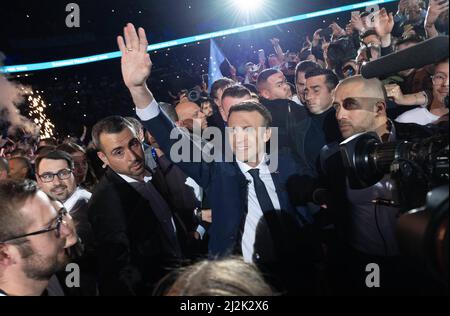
[316,75,440,294]
[333,76,390,140]
[175,101,208,131]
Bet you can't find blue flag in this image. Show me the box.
[208,39,226,92]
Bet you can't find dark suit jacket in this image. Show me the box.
[141,110,316,261]
[87,169,182,296]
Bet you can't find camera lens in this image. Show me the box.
[188,90,201,103]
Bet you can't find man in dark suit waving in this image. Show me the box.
[117,23,319,294]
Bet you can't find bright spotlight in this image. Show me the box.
[231,0,266,13]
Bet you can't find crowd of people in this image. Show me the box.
[0,0,449,296]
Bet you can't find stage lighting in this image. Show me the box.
[231,0,266,13]
[0,0,397,73]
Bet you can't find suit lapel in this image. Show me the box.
[269,169,289,213]
[106,169,182,257]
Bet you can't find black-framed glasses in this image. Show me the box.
[333,97,384,112]
[38,168,72,183]
[0,208,68,243]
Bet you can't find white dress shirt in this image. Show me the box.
[395,107,441,126]
[136,99,160,121]
[236,156,281,263]
[135,100,281,255]
[63,187,92,213]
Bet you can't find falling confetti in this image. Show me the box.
[24,89,55,139]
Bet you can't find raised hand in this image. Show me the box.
[270,38,280,46]
[385,84,405,104]
[329,22,345,37]
[397,0,408,15]
[321,37,330,53]
[304,36,312,48]
[312,29,322,47]
[117,23,152,89]
[426,0,449,27]
[345,23,354,35]
[374,8,395,38]
[351,13,364,32]
[117,23,154,108]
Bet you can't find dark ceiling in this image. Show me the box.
[1,0,397,65]
[0,0,398,137]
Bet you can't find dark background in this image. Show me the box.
[0,0,397,137]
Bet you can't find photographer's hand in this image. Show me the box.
[117,23,154,109]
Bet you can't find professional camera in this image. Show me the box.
[340,132,449,285]
[340,132,448,210]
[180,87,209,106]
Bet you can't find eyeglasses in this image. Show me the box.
[38,168,72,183]
[333,97,384,112]
[0,208,68,243]
[432,74,448,86]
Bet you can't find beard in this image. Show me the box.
[20,239,68,281]
[339,119,374,139]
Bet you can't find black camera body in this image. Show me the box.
[340,131,449,284]
[340,132,449,212]
[181,87,209,106]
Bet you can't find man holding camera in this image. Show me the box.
[314,75,440,294]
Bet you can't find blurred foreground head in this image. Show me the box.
[164,257,273,296]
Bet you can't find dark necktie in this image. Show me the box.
[248,168,275,213]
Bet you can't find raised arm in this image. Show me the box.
[117,23,212,187]
[117,23,154,109]
[425,0,449,39]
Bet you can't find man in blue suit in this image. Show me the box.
[117,23,320,294]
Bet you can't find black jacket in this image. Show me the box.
[87,169,183,296]
[317,121,441,241]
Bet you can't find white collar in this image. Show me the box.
[63,187,92,212]
[117,172,152,184]
[236,154,270,175]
